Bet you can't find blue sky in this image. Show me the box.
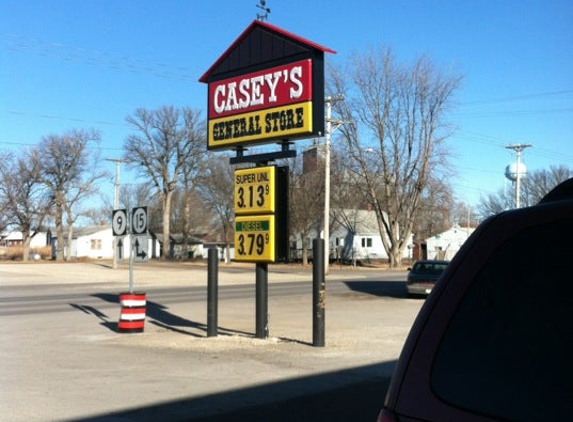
[1,0,572,208]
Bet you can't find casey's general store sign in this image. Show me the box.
[200,20,335,151]
[208,59,313,147]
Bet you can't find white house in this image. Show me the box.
[68,226,114,259]
[291,208,413,264]
[0,231,50,248]
[425,224,475,261]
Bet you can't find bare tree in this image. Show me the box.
[521,165,573,205]
[196,154,234,263]
[124,106,206,258]
[38,129,105,261]
[0,149,51,260]
[328,47,462,267]
[478,165,573,219]
[412,176,455,243]
[289,147,325,265]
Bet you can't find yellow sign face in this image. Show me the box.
[208,101,313,149]
[234,166,275,215]
[234,215,275,262]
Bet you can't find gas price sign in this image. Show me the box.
[234,215,275,262]
[234,166,276,215]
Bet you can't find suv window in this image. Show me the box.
[412,262,448,274]
[431,219,573,422]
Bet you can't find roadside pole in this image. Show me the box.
[313,238,325,347]
[207,247,218,337]
[256,263,269,339]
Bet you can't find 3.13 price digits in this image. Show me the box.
[234,166,276,215]
[236,184,269,209]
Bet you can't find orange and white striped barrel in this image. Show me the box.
[118,292,146,333]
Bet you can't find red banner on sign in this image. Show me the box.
[208,59,312,119]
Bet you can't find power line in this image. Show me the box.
[458,89,573,107]
[1,32,194,82]
[2,109,128,128]
[451,108,573,118]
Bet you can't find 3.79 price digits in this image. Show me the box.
[237,233,269,256]
[236,184,269,209]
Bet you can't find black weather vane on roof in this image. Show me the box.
[256,0,271,21]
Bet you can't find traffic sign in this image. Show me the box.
[234,215,275,263]
[132,235,148,262]
[234,166,276,215]
[116,236,125,262]
[131,207,148,234]
[112,209,127,236]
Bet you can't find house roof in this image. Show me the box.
[151,232,204,245]
[426,225,476,243]
[199,20,336,83]
[67,226,111,238]
[332,209,382,234]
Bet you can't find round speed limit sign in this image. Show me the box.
[112,209,127,236]
[131,207,148,234]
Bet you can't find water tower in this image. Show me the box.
[504,161,527,182]
[505,143,532,208]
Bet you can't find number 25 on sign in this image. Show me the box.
[234,215,275,262]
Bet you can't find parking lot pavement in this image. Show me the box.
[0,262,420,422]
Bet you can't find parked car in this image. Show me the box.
[406,260,449,297]
[378,178,573,422]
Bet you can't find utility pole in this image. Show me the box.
[505,143,532,208]
[106,158,126,269]
[323,95,344,275]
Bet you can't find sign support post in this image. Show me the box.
[200,20,335,344]
[129,231,134,294]
[313,238,325,347]
[256,262,269,339]
[113,205,148,333]
[207,247,219,337]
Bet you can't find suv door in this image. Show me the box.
[386,200,573,421]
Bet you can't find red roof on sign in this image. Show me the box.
[199,20,336,83]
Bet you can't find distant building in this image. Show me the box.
[425,224,476,261]
[290,208,413,264]
[0,231,50,248]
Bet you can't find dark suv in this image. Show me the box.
[378,178,573,422]
[406,260,449,297]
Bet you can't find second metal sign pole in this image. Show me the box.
[256,262,269,339]
[313,238,325,347]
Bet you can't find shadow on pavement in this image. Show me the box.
[344,280,407,298]
[73,293,257,339]
[64,361,393,422]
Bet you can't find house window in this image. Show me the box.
[90,239,102,250]
[361,238,372,248]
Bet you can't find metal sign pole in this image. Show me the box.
[313,238,325,347]
[255,263,269,339]
[128,210,134,294]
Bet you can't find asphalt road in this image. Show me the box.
[0,262,421,422]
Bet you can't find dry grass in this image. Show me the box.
[0,245,52,261]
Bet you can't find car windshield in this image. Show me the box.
[412,262,447,275]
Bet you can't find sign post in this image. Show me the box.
[200,20,335,342]
[112,206,148,333]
